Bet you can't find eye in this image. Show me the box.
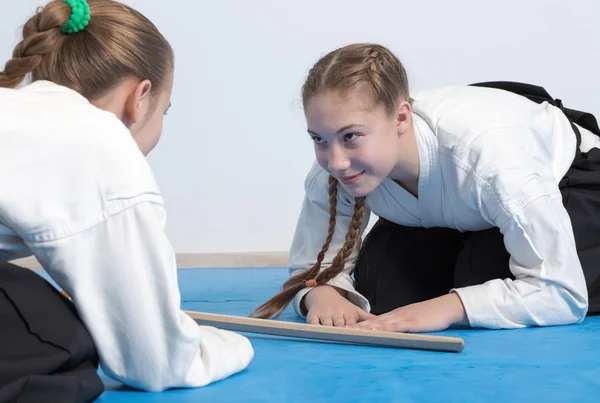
[311,136,326,144]
[344,132,359,142]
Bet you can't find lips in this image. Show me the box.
[338,171,365,185]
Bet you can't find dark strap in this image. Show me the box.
[470,81,600,160]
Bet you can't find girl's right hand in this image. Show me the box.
[303,285,375,327]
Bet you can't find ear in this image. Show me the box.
[395,100,412,135]
[124,79,153,127]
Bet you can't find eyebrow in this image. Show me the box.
[307,124,365,137]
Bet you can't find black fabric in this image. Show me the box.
[355,83,600,316]
[0,262,104,403]
[559,147,600,312]
[354,224,469,314]
[355,221,512,315]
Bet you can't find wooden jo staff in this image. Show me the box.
[185,311,465,353]
[61,289,464,352]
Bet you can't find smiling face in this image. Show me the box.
[305,87,410,197]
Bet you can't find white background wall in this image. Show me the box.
[1,0,599,253]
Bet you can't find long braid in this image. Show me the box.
[315,196,366,285]
[0,10,65,88]
[250,176,366,319]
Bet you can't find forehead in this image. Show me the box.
[305,91,373,119]
[305,88,382,132]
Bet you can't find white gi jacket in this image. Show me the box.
[0,81,253,392]
[290,85,600,329]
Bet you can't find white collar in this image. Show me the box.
[19,80,90,105]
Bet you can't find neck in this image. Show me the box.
[388,121,419,197]
[91,91,127,124]
[90,80,140,127]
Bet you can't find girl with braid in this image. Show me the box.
[0,1,252,401]
[252,43,600,334]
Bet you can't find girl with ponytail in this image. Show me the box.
[0,1,252,401]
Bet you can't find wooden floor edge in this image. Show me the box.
[10,252,289,270]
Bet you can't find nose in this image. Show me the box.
[327,144,351,173]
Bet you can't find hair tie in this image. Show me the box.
[61,0,91,34]
[305,279,318,288]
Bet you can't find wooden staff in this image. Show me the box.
[185,311,465,353]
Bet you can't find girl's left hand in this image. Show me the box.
[349,293,469,333]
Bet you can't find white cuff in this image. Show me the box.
[292,274,371,318]
[451,284,521,330]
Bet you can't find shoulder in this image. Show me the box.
[413,85,554,167]
[412,84,536,117]
[35,81,161,199]
[0,81,162,237]
[413,85,542,139]
[413,86,562,207]
[86,108,161,202]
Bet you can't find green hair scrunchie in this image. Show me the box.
[61,0,90,34]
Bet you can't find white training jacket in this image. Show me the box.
[0,80,253,392]
[290,85,600,329]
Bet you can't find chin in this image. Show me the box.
[340,181,378,198]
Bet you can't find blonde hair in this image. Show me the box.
[0,0,173,100]
[251,44,410,319]
[304,43,410,114]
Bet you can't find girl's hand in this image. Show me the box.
[303,285,375,327]
[350,293,469,333]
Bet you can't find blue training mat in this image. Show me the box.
[39,268,600,402]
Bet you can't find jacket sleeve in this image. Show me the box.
[452,159,588,329]
[28,198,254,392]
